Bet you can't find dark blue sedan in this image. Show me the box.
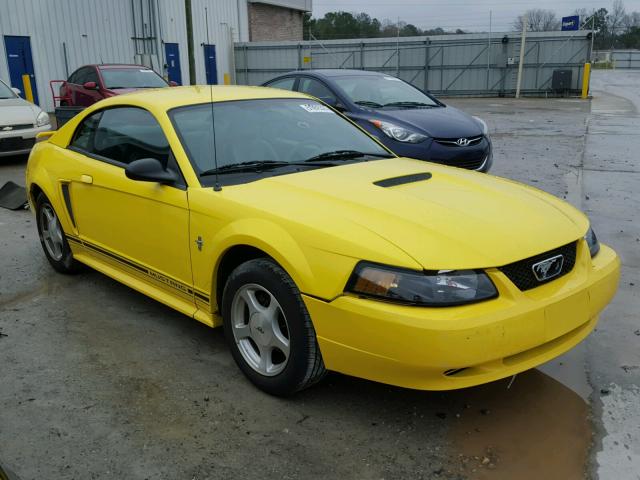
[262,69,492,172]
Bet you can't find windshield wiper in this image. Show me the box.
[304,150,392,162]
[200,160,337,176]
[383,101,435,108]
[354,100,383,108]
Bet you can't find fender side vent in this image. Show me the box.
[374,172,432,187]
[61,183,76,227]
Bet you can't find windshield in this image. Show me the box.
[170,98,391,185]
[100,68,168,89]
[334,75,439,108]
[0,79,17,99]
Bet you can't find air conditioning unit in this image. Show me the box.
[552,70,572,92]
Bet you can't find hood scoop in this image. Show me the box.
[374,172,432,188]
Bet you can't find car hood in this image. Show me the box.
[373,105,483,139]
[0,97,38,126]
[233,159,587,270]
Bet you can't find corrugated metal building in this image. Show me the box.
[0,0,311,111]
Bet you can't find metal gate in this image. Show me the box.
[235,31,591,97]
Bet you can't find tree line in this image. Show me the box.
[305,1,640,49]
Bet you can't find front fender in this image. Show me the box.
[210,217,315,294]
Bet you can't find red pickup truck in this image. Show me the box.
[58,64,175,107]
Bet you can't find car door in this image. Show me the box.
[65,106,195,312]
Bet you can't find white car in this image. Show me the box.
[0,78,51,157]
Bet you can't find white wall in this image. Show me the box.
[0,0,250,112]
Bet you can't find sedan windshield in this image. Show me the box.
[334,75,439,109]
[100,68,168,89]
[0,79,17,99]
[170,98,391,185]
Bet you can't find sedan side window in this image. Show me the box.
[74,68,89,85]
[266,77,296,91]
[298,78,336,103]
[92,108,171,167]
[84,68,99,85]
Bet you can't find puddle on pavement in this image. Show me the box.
[448,369,590,479]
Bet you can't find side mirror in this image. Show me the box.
[83,81,98,90]
[169,81,178,87]
[11,87,21,96]
[125,158,178,185]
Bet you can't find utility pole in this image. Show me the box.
[590,15,596,62]
[396,16,400,76]
[515,13,527,98]
[185,0,196,85]
[486,10,492,90]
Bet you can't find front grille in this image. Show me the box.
[434,136,483,147]
[0,137,35,152]
[432,155,486,170]
[498,242,577,291]
[1,123,34,131]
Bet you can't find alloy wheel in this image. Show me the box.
[230,283,291,376]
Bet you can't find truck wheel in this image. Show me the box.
[222,258,326,396]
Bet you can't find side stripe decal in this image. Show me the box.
[66,234,210,304]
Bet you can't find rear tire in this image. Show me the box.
[222,258,326,396]
[35,192,83,274]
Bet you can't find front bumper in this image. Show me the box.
[382,135,493,172]
[0,124,51,157]
[304,242,619,390]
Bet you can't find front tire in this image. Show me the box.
[222,258,326,396]
[35,192,83,274]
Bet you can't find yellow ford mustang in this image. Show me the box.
[26,86,620,395]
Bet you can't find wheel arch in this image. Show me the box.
[209,219,315,313]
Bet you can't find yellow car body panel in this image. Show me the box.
[26,86,620,390]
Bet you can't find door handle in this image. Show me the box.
[80,174,93,184]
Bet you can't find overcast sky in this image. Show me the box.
[312,0,640,31]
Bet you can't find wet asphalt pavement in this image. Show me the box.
[1,70,639,479]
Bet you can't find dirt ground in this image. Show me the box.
[1,70,638,479]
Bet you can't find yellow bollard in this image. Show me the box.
[223,73,231,85]
[581,63,591,99]
[21,74,34,103]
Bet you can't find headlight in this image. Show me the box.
[36,110,50,127]
[473,116,488,135]
[346,262,498,306]
[585,226,600,257]
[369,120,428,143]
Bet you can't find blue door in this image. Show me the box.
[164,43,182,85]
[4,35,39,104]
[203,44,217,85]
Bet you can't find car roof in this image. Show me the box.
[277,69,386,79]
[92,85,313,110]
[93,64,153,70]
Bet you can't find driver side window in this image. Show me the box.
[70,107,171,168]
[298,78,336,103]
